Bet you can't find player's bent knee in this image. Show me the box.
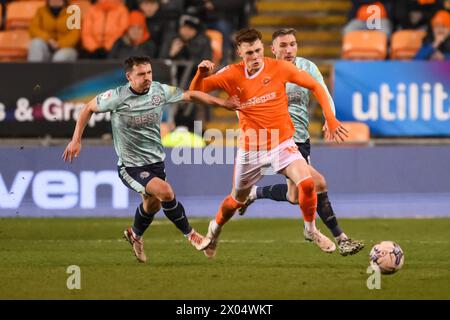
[287,193,299,204]
[314,175,327,192]
[158,184,175,202]
[298,177,315,195]
[286,189,298,204]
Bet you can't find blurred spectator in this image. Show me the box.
[343,1,393,36]
[159,0,185,21]
[108,10,157,59]
[186,0,250,64]
[240,0,258,29]
[81,0,129,59]
[1,0,6,30]
[138,0,175,56]
[159,14,212,64]
[159,14,212,131]
[393,0,444,31]
[125,0,140,10]
[414,10,450,60]
[28,0,80,62]
[159,0,186,37]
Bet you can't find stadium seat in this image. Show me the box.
[390,30,426,60]
[205,29,223,66]
[0,30,31,61]
[342,30,387,60]
[5,1,45,30]
[341,121,370,143]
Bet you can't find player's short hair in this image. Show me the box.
[124,56,152,72]
[235,28,262,46]
[272,28,297,41]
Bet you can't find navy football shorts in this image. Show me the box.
[118,162,167,194]
[296,139,311,165]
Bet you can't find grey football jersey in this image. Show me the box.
[96,81,184,167]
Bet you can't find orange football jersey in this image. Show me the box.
[190,57,336,150]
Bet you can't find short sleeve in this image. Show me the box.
[96,88,121,113]
[161,84,184,104]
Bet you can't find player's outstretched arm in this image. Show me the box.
[189,60,215,91]
[62,98,99,163]
[184,91,240,111]
[287,66,348,143]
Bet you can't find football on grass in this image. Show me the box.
[369,241,404,274]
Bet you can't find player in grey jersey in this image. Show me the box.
[63,56,240,263]
[239,29,364,256]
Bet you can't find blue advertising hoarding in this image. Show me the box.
[1,145,450,217]
[333,61,450,136]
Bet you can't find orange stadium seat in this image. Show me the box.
[0,30,31,61]
[342,30,387,60]
[6,1,45,30]
[206,29,223,66]
[390,30,426,60]
[341,121,370,143]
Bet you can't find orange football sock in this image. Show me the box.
[215,195,243,226]
[297,177,317,222]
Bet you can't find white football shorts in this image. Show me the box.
[233,138,305,191]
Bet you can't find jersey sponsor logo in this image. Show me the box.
[100,90,113,100]
[125,112,159,128]
[240,92,277,109]
[287,90,307,104]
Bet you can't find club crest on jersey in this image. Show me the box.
[152,95,162,106]
[140,172,150,179]
[100,90,113,100]
[262,77,271,86]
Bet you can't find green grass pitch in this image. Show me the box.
[0,217,449,299]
